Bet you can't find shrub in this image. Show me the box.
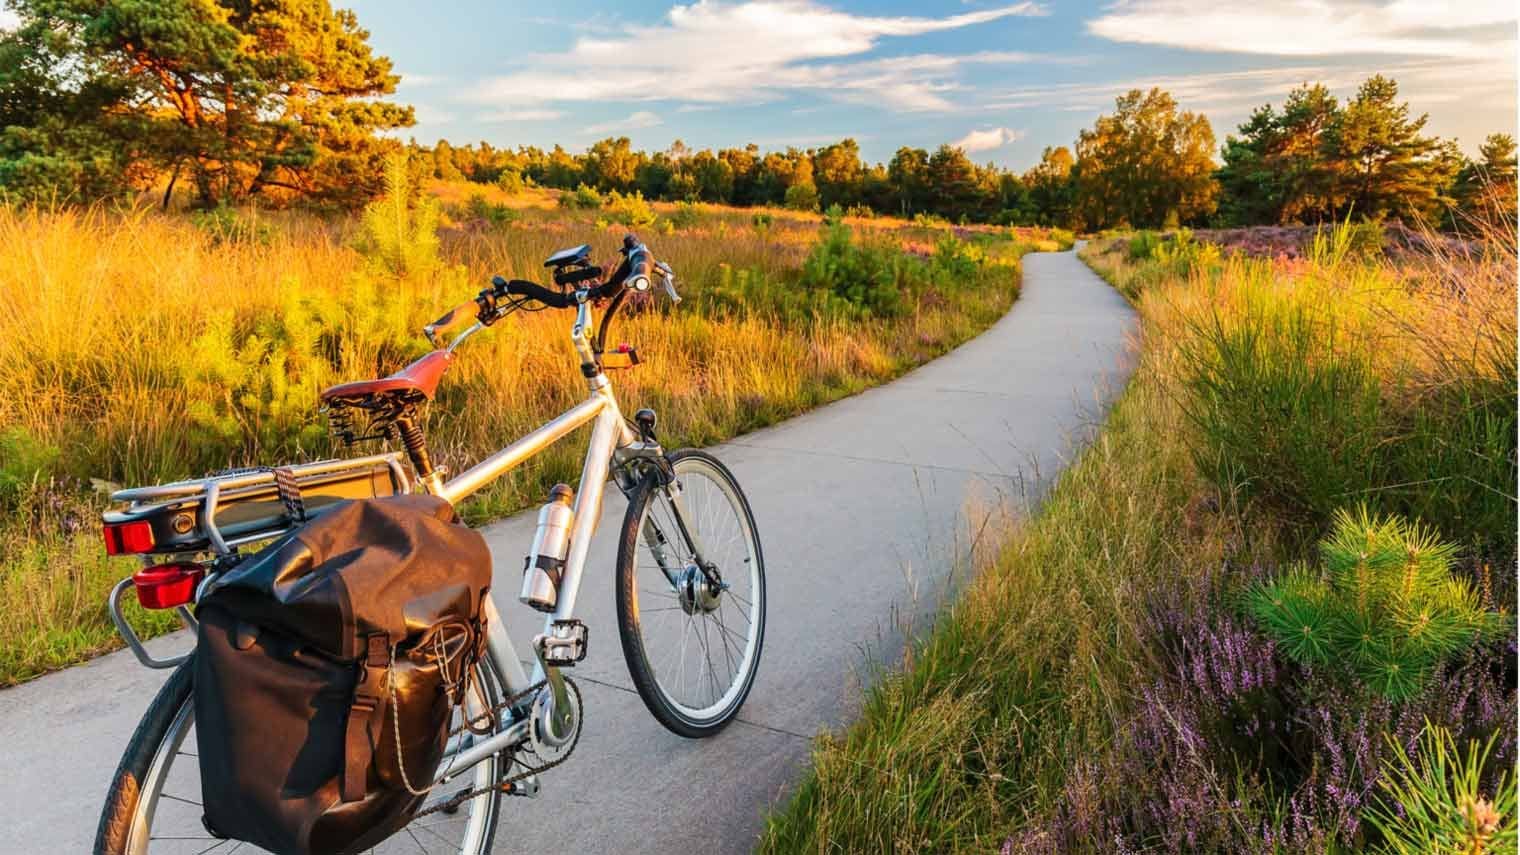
[559,183,603,210]
[784,181,820,212]
[464,193,517,227]
[1368,722,1517,854]
[496,167,525,196]
[0,428,59,507]
[752,212,773,231]
[799,214,904,316]
[604,190,656,227]
[845,204,874,219]
[358,152,442,278]
[929,234,984,282]
[1129,229,1162,259]
[190,204,272,245]
[1247,507,1502,698]
[668,201,701,231]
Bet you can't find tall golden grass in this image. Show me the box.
[759,220,1516,852]
[0,189,1060,684]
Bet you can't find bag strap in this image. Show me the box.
[342,633,391,802]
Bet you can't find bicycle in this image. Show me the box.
[93,235,767,854]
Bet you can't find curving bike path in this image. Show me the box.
[0,246,1134,853]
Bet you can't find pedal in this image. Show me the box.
[534,619,588,667]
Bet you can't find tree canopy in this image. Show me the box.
[0,0,412,207]
[1073,88,1218,229]
[1216,76,1483,226]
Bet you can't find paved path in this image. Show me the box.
[0,247,1134,854]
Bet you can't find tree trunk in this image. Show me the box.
[161,160,181,211]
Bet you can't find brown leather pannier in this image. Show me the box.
[193,494,493,855]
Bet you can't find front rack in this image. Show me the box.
[107,452,413,556]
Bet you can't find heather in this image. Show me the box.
[759,217,1515,853]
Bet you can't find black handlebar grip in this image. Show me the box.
[494,275,575,309]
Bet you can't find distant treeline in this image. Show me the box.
[414,76,1515,231]
[0,0,1510,231]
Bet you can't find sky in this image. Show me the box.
[9,1,1517,169]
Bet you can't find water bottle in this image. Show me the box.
[520,484,574,612]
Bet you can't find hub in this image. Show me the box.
[676,564,724,615]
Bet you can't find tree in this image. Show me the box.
[1451,133,1518,222]
[582,136,640,193]
[925,144,978,219]
[887,147,929,216]
[684,149,734,202]
[432,140,463,181]
[1023,146,1076,228]
[1216,84,1340,224]
[719,144,760,205]
[0,0,413,206]
[755,149,812,206]
[1074,88,1217,229]
[1323,75,1455,221]
[812,138,864,209]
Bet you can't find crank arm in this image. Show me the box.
[531,638,575,741]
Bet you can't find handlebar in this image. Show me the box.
[490,234,677,311]
[426,234,680,356]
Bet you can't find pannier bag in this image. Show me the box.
[194,494,494,855]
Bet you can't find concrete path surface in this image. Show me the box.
[0,247,1134,853]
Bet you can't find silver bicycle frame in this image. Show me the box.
[423,297,666,784]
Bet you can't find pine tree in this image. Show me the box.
[1247,506,1503,699]
[0,0,412,206]
[1323,75,1457,221]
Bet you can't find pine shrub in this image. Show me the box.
[1246,506,1503,699]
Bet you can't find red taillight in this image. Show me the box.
[103,520,156,555]
[132,562,205,609]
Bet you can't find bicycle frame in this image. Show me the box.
[421,297,680,787]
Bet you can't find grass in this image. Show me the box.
[0,180,1071,685]
[759,223,1515,852]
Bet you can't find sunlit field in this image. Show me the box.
[0,177,1070,685]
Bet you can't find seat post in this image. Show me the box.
[393,414,442,492]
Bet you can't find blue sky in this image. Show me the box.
[338,2,1510,168]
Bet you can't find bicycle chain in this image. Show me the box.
[409,677,583,820]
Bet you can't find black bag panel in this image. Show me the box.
[203,494,492,659]
[193,495,492,855]
[196,605,352,855]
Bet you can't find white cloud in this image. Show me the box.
[1088,0,1516,59]
[953,127,1024,152]
[479,109,566,122]
[464,1,1048,113]
[584,110,665,135]
[0,8,18,29]
[396,72,446,87]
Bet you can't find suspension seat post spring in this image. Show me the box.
[394,414,435,481]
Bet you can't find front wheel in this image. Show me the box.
[615,449,766,737]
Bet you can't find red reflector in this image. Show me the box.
[132,563,205,609]
[103,520,156,555]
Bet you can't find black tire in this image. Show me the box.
[615,449,766,738]
[95,659,195,855]
[94,654,506,854]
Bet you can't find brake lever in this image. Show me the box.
[654,261,681,304]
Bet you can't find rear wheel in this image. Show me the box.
[615,449,766,737]
[94,654,508,854]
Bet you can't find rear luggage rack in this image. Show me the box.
[106,452,412,556]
